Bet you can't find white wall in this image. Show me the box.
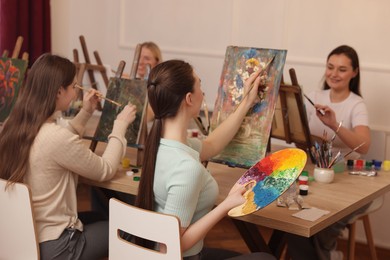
[51,0,390,248]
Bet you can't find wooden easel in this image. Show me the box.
[128,44,148,166]
[270,68,315,163]
[73,35,109,111]
[2,36,29,61]
[88,60,126,152]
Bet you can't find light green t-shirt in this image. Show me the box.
[154,138,218,257]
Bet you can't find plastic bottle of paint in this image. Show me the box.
[355,159,364,171]
[347,159,354,171]
[374,160,382,171]
[383,160,390,171]
[365,161,372,171]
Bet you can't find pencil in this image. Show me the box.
[303,94,326,116]
[74,84,122,107]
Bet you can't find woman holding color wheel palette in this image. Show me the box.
[135,60,275,260]
[229,148,306,217]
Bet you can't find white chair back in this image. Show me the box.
[109,198,182,260]
[0,178,39,260]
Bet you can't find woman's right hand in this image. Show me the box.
[116,103,137,124]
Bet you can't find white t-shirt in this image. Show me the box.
[305,89,369,157]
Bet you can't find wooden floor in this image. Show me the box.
[77,184,390,260]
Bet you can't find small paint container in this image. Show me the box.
[299,184,309,196]
[133,176,140,181]
[355,159,364,171]
[298,175,308,185]
[301,171,309,177]
[383,160,390,171]
[332,161,345,173]
[374,160,382,171]
[347,160,354,170]
[365,161,373,170]
[121,158,130,168]
[126,170,134,176]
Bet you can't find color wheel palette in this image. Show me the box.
[228,148,307,217]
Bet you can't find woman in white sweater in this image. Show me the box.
[0,53,136,259]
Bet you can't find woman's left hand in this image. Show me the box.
[82,89,101,114]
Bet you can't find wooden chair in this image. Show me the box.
[109,198,182,260]
[270,68,315,162]
[0,178,39,260]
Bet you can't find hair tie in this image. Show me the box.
[149,81,157,87]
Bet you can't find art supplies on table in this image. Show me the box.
[228,148,307,217]
[309,125,366,170]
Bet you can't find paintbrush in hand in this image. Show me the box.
[343,142,366,158]
[234,56,275,112]
[303,94,326,116]
[74,84,122,107]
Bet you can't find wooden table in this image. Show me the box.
[80,142,390,253]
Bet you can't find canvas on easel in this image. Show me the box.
[0,36,28,123]
[93,77,147,147]
[210,46,287,168]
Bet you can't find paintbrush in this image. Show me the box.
[328,151,341,168]
[303,94,326,116]
[234,56,275,112]
[74,84,122,107]
[343,142,366,158]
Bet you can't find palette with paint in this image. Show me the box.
[228,148,307,217]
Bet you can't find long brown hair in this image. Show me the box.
[0,54,76,189]
[323,45,361,96]
[135,60,195,211]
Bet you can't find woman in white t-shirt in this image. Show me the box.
[305,45,371,158]
[287,45,372,260]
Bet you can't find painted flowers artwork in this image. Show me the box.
[228,148,306,217]
[0,58,28,122]
[210,46,287,168]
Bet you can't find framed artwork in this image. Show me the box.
[0,58,28,122]
[94,77,147,147]
[210,46,287,168]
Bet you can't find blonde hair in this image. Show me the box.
[141,41,162,64]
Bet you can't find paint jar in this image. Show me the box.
[354,159,364,171]
[299,184,309,196]
[301,170,309,177]
[332,160,345,173]
[347,160,354,170]
[365,161,373,170]
[374,160,382,171]
[121,158,130,168]
[298,175,308,185]
[314,167,334,184]
[383,160,390,171]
